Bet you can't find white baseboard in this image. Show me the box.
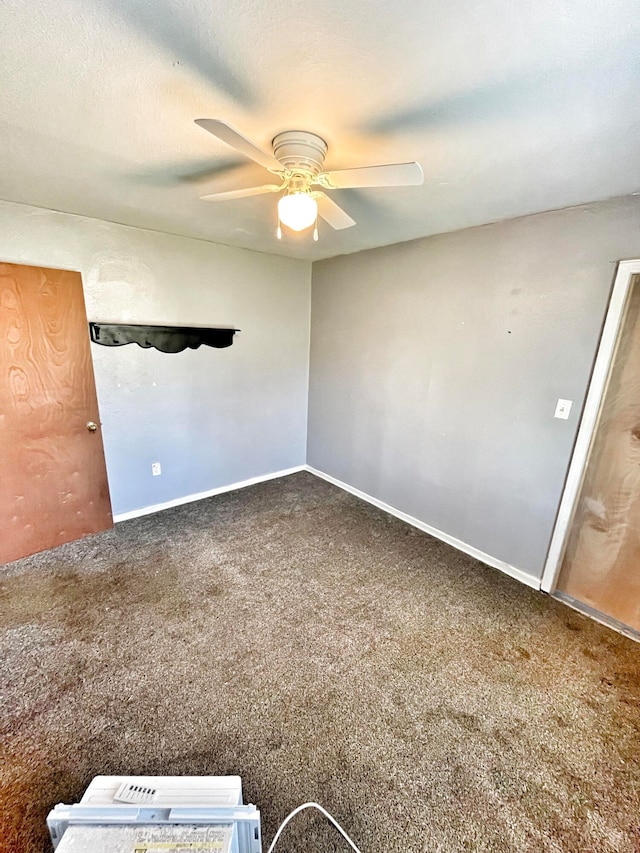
[113,465,306,522]
[305,465,540,591]
[114,463,541,593]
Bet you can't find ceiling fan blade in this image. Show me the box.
[320,161,424,189]
[200,184,281,202]
[195,119,285,173]
[315,193,356,230]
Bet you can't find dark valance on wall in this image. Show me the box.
[89,323,239,354]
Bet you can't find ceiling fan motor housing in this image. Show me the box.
[272,131,328,177]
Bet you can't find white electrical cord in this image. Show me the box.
[266,802,363,853]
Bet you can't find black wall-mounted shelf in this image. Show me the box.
[89,323,239,354]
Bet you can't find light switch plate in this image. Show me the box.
[554,399,572,419]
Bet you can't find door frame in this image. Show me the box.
[541,259,640,593]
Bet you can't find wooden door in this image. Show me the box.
[0,262,112,564]
[555,274,640,631]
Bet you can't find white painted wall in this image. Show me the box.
[4,191,640,591]
[308,195,640,583]
[0,200,311,516]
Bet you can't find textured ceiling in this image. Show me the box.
[1,0,639,260]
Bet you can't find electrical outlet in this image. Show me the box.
[554,399,572,420]
[152,462,162,476]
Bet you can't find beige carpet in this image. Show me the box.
[1,472,639,853]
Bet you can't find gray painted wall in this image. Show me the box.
[0,200,311,516]
[308,195,640,581]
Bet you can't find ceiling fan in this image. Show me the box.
[194,119,424,241]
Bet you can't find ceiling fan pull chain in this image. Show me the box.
[276,214,282,240]
[313,219,319,242]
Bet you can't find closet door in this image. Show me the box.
[0,262,112,564]
[555,274,640,631]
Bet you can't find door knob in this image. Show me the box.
[86,421,98,432]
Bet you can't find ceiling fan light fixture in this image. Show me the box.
[277,192,317,232]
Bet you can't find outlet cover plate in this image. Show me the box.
[554,399,572,419]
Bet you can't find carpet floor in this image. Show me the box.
[1,472,639,853]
